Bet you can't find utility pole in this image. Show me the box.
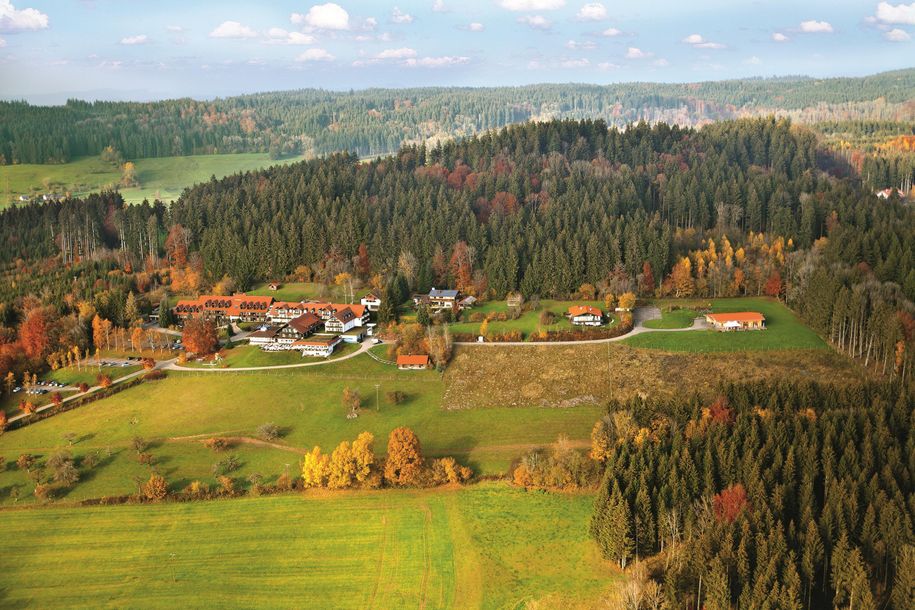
[375,384,380,411]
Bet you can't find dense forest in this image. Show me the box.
[590,380,914,609]
[1,69,914,164]
[0,118,912,380]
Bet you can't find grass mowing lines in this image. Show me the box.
[0,483,617,608]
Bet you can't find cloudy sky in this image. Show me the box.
[0,1,913,103]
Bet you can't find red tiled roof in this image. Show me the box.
[397,354,430,366]
[706,312,765,324]
[292,337,338,347]
[288,312,322,333]
[568,305,602,317]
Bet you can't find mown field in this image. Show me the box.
[625,297,826,352]
[247,281,372,303]
[0,351,602,504]
[0,153,302,205]
[449,299,617,339]
[181,342,361,369]
[0,483,620,609]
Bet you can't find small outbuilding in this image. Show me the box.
[705,312,766,331]
[397,354,430,370]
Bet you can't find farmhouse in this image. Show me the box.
[568,305,603,326]
[360,292,381,312]
[414,288,462,311]
[325,307,358,333]
[705,312,766,331]
[397,354,430,370]
[293,336,341,358]
[173,294,274,323]
[247,312,324,350]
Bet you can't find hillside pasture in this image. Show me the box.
[247,281,372,303]
[0,153,303,205]
[449,299,617,340]
[0,483,619,609]
[625,298,827,352]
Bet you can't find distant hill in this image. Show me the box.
[1,68,913,165]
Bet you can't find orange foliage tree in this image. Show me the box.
[713,483,750,523]
[383,427,423,486]
[182,317,218,356]
[19,308,53,360]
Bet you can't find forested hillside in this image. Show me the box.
[1,69,914,164]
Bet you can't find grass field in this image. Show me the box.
[642,307,698,329]
[0,153,303,205]
[182,342,361,368]
[450,300,617,340]
[247,281,372,303]
[625,298,827,352]
[0,364,142,418]
[0,351,603,504]
[0,483,619,609]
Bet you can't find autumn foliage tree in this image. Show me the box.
[19,307,53,361]
[143,473,168,501]
[182,317,218,356]
[713,483,750,524]
[383,427,423,486]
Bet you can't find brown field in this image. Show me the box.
[442,344,866,409]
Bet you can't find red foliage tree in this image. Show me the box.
[354,243,371,279]
[50,392,63,408]
[449,241,474,291]
[764,270,783,299]
[713,483,750,523]
[182,317,218,356]
[19,308,52,360]
[164,224,190,266]
[708,395,734,425]
[490,191,519,216]
[97,374,112,388]
[639,261,656,296]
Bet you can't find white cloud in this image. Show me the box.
[0,36,5,47]
[565,39,596,49]
[402,55,470,67]
[772,32,789,42]
[297,48,335,61]
[391,7,413,24]
[682,33,725,49]
[499,0,565,10]
[166,25,185,33]
[266,28,316,45]
[597,61,619,70]
[576,2,606,21]
[120,34,150,45]
[362,17,377,30]
[625,46,651,59]
[432,0,449,12]
[292,3,350,31]
[209,21,257,39]
[876,2,915,25]
[518,15,551,29]
[885,27,912,41]
[653,58,669,67]
[560,58,590,68]
[376,47,417,59]
[799,20,833,33]
[744,55,762,65]
[601,27,621,37]
[0,0,47,32]
[467,22,484,31]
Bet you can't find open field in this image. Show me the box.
[642,307,697,329]
[0,483,620,609]
[444,342,864,409]
[0,351,602,503]
[1,364,142,418]
[247,281,372,303]
[450,299,617,340]
[181,342,361,368]
[0,153,303,205]
[625,297,827,352]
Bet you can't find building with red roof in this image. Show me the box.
[705,312,766,331]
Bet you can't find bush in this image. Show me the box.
[539,310,556,325]
[204,437,228,452]
[257,422,280,442]
[386,390,407,405]
[213,454,241,475]
[143,369,166,381]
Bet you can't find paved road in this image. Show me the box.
[163,338,373,372]
[7,358,176,425]
[452,306,707,347]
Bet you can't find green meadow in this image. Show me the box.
[0,351,602,504]
[624,297,827,352]
[0,483,620,609]
[449,299,618,340]
[0,153,303,205]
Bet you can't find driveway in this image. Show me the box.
[163,339,373,372]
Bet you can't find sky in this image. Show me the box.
[0,1,913,104]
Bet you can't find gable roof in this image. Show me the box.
[706,312,765,324]
[397,354,430,366]
[288,312,323,333]
[429,288,459,298]
[568,305,602,318]
[329,307,355,323]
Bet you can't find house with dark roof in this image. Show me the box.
[413,287,463,311]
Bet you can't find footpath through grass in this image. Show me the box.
[625,297,827,352]
[0,483,619,609]
[0,153,302,205]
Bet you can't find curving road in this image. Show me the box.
[452,306,707,347]
[163,338,373,372]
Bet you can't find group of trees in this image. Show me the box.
[3,69,913,164]
[301,427,471,490]
[590,381,913,609]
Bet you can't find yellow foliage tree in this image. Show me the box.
[351,432,375,482]
[618,292,636,311]
[327,441,356,489]
[301,446,329,488]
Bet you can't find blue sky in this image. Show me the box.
[0,1,913,103]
